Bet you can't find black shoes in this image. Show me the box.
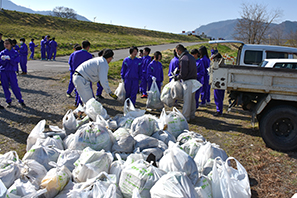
[20,102,26,107]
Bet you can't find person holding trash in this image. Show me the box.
[121,46,142,105]
[140,47,151,98]
[168,50,179,82]
[147,51,163,92]
[190,49,205,109]
[0,39,26,108]
[29,39,38,60]
[199,46,211,107]
[19,38,28,75]
[73,49,118,103]
[174,44,197,122]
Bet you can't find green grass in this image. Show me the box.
[0,9,201,58]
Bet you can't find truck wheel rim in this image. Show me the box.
[272,118,294,137]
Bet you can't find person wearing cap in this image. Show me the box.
[0,33,4,52]
[73,49,118,103]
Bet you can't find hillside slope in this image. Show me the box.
[0,9,200,57]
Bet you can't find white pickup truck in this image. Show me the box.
[210,41,297,151]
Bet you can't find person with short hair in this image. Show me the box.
[19,38,28,75]
[0,39,26,108]
[139,49,143,58]
[174,44,197,122]
[168,50,179,82]
[45,35,51,60]
[121,46,142,105]
[49,37,57,61]
[40,36,46,60]
[191,49,205,109]
[140,47,151,98]
[73,49,118,103]
[96,49,106,100]
[29,38,38,60]
[147,51,163,92]
[199,46,211,106]
[0,33,4,52]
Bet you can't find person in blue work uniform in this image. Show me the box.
[45,35,51,60]
[199,46,211,107]
[11,39,20,74]
[212,53,225,116]
[0,39,26,108]
[168,50,179,81]
[211,47,215,56]
[66,44,82,99]
[71,40,93,106]
[147,51,163,92]
[29,39,38,60]
[40,36,46,60]
[190,49,205,109]
[19,38,28,75]
[49,37,57,61]
[140,47,151,98]
[95,49,105,100]
[121,46,142,105]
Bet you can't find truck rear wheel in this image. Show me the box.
[259,105,297,151]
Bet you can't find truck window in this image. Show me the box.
[273,63,297,69]
[266,51,288,59]
[244,50,263,65]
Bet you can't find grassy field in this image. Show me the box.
[0,9,201,58]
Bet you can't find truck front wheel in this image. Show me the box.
[260,105,297,151]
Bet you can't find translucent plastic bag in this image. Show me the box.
[72,147,113,182]
[152,130,176,145]
[159,142,199,185]
[150,171,198,198]
[26,119,46,151]
[20,160,48,188]
[117,116,134,129]
[180,138,204,158]
[57,149,82,172]
[130,115,159,137]
[177,130,205,145]
[115,81,126,104]
[171,80,184,100]
[212,157,251,198]
[159,108,189,138]
[113,127,130,141]
[194,175,212,198]
[109,154,125,185]
[119,159,166,198]
[160,82,175,107]
[85,98,109,120]
[0,151,21,188]
[0,179,7,198]
[62,109,78,134]
[147,77,164,109]
[7,179,40,198]
[112,134,135,153]
[134,134,160,151]
[123,98,146,118]
[35,135,64,150]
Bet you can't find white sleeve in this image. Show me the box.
[99,61,112,94]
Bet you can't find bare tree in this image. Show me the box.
[52,6,77,20]
[233,3,282,44]
[269,26,285,45]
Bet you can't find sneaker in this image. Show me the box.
[7,103,12,108]
[96,95,105,99]
[141,94,148,98]
[20,102,26,107]
[66,93,73,98]
[213,112,222,117]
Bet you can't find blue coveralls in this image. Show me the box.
[50,40,57,60]
[147,60,163,92]
[96,82,103,97]
[13,45,20,73]
[29,41,38,59]
[72,50,93,105]
[121,56,142,105]
[200,55,210,105]
[19,43,28,73]
[0,49,24,104]
[214,89,225,114]
[45,38,51,60]
[195,59,205,108]
[168,56,179,82]
[40,39,46,60]
[139,55,151,95]
[66,52,76,96]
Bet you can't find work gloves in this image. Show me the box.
[1,55,10,60]
[109,92,118,100]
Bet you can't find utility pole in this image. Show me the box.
[94,17,96,23]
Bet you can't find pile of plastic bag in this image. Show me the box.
[0,97,252,198]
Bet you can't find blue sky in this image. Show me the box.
[8,0,297,33]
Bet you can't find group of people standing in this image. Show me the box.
[40,35,57,61]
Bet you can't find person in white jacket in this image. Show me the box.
[73,49,118,103]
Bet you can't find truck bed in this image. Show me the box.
[211,65,297,96]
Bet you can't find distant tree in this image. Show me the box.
[287,30,297,47]
[270,26,285,45]
[233,3,282,44]
[52,6,77,20]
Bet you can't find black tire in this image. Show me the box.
[259,105,297,151]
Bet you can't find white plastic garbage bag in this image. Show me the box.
[55,180,74,198]
[152,130,176,145]
[40,162,72,198]
[180,138,204,158]
[22,144,62,171]
[117,116,134,129]
[194,175,212,198]
[109,154,125,185]
[113,127,130,140]
[159,108,189,138]
[20,160,48,188]
[150,171,198,198]
[72,147,113,182]
[177,130,205,145]
[130,115,159,137]
[0,179,7,198]
[6,179,41,198]
[65,122,114,152]
[35,135,64,150]
[211,157,251,198]
[26,119,46,151]
[160,81,175,107]
[0,158,20,188]
[123,98,146,118]
[119,159,166,198]
[115,81,126,104]
[0,151,21,164]
[159,142,199,185]
[62,109,78,134]
[147,77,164,109]
[57,149,82,172]
[171,80,184,100]
[112,135,135,153]
[194,141,228,174]
[123,149,146,168]
[142,147,163,161]
[85,98,109,120]
[134,134,160,151]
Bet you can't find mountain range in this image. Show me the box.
[195,19,297,40]
[1,0,90,21]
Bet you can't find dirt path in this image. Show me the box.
[0,71,296,197]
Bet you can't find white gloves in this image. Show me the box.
[152,76,156,81]
[1,55,10,60]
[6,55,10,60]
